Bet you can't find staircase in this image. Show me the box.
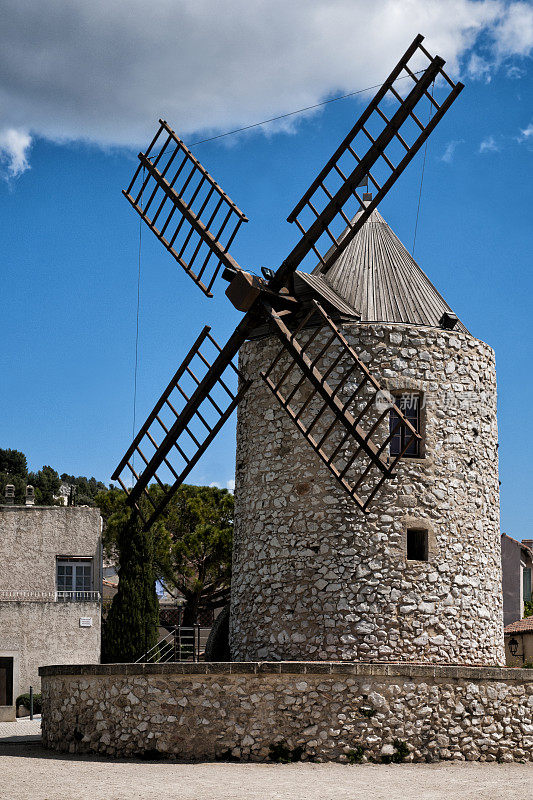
[135,625,211,663]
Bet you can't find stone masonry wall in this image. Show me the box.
[40,663,533,762]
[230,323,504,665]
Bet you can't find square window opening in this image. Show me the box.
[407,528,428,562]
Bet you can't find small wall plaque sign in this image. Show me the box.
[79,617,93,627]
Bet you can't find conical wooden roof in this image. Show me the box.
[307,207,468,333]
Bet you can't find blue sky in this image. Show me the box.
[1,1,532,539]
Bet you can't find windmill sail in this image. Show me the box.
[114,34,462,528]
[112,324,251,528]
[124,120,248,297]
[273,34,463,288]
[260,302,420,511]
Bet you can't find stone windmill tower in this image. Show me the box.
[230,204,505,666]
[111,36,504,666]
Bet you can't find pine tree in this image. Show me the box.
[101,512,159,663]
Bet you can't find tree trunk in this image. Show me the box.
[181,593,201,627]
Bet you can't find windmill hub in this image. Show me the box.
[225,270,298,314]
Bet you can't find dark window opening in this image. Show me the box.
[407,528,428,561]
[0,657,14,706]
[390,393,421,458]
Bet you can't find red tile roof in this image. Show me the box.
[504,617,533,633]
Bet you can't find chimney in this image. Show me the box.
[522,539,533,552]
[25,485,35,506]
[5,484,15,505]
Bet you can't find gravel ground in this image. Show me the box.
[0,744,531,800]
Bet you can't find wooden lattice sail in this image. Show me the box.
[112,34,463,528]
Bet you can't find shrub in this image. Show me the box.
[269,740,304,763]
[382,739,409,764]
[16,693,42,714]
[347,746,365,763]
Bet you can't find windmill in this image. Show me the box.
[112,34,463,531]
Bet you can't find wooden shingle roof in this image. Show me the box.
[310,207,468,333]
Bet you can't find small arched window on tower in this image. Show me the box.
[390,392,422,458]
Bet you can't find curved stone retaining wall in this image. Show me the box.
[40,663,532,762]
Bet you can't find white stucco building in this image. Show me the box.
[0,501,102,720]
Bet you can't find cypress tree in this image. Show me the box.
[102,513,159,663]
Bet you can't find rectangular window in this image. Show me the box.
[390,393,421,458]
[56,558,93,600]
[523,567,532,603]
[407,528,428,561]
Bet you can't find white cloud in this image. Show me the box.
[479,135,500,153]
[518,122,533,140]
[441,139,464,163]
[492,1,533,58]
[467,52,493,81]
[0,128,32,179]
[0,0,532,173]
[506,64,527,79]
[209,480,235,493]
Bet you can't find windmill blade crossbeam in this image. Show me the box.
[111,324,251,529]
[124,119,248,297]
[260,302,419,511]
[273,34,463,285]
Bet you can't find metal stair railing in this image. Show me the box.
[135,625,210,663]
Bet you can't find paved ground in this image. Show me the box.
[0,715,41,743]
[0,743,531,800]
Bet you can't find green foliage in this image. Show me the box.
[16,693,42,713]
[346,746,364,763]
[0,447,110,506]
[0,449,27,478]
[524,599,533,618]
[101,512,160,663]
[0,473,27,504]
[163,485,233,624]
[61,473,107,507]
[96,488,130,561]
[268,741,304,763]
[0,448,29,503]
[382,739,410,764]
[27,465,61,505]
[101,483,234,625]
